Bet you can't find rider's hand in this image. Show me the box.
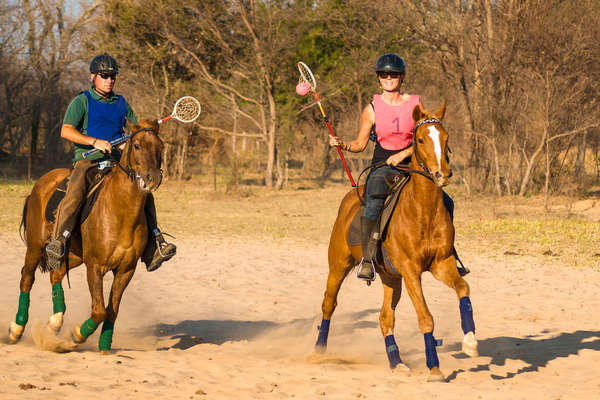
[92,138,112,153]
[386,149,410,166]
[329,135,343,148]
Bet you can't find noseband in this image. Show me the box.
[117,127,163,187]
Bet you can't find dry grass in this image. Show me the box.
[1,178,598,268]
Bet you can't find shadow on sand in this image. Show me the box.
[446,329,600,381]
[152,308,380,350]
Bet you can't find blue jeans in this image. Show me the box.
[363,166,454,220]
[363,166,397,220]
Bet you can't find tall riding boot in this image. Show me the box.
[142,194,176,272]
[45,161,92,270]
[357,217,379,281]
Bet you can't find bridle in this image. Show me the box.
[116,127,163,188]
[411,117,442,181]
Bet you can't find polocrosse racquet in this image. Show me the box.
[297,61,356,187]
[157,96,201,124]
[83,96,201,158]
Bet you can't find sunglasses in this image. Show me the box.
[377,72,402,79]
[99,73,116,80]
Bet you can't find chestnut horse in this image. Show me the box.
[9,120,164,352]
[315,104,478,381]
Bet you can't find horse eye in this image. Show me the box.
[134,143,140,150]
[418,138,424,144]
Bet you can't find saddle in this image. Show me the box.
[347,172,410,274]
[45,162,114,224]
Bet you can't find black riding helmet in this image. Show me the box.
[89,53,119,75]
[375,53,406,74]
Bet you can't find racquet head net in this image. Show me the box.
[297,61,316,91]
[173,96,201,123]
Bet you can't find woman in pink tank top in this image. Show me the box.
[329,53,468,281]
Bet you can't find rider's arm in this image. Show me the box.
[329,104,374,153]
[61,124,95,146]
[61,124,112,153]
[61,94,111,153]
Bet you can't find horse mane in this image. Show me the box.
[130,119,159,132]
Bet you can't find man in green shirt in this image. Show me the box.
[46,53,176,272]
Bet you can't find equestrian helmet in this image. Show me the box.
[89,53,119,75]
[375,53,406,74]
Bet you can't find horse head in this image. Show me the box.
[121,119,164,193]
[411,102,452,187]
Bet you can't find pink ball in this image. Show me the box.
[296,81,311,96]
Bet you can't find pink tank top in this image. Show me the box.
[372,94,421,150]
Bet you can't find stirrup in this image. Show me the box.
[146,243,177,272]
[457,258,470,276]
[45,239,65,271]
[357,258,376,284]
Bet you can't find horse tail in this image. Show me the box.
[19,195,30,243]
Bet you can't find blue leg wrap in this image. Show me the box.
[424,332,440,369]
[384,334,402,369]
[459,296,475,334]
[315,319,330,349]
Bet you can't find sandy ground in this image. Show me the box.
[1,202,600,399]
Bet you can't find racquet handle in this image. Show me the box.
[82,134,131,159]
[324,121,356,187]
[312,92,356,187]
[157,115,172,124]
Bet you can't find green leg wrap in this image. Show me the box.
[99,321,115,351]
[15,292,30,326]
[51,282,66,314]
[79,318,100,339]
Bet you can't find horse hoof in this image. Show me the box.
[462,331,478,357]
[427,367,446,382]
[314,345,327,354]
[8,322,24,344]
[391,363,411,376]
[47,312,64,334]
[71,326,86,344]
[100,350,111,355]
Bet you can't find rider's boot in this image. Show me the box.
[45,160,92,271]
[357,217,378,281]
[45,231,70,271]
[143,229,177,272]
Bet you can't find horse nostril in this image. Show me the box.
[448,169,453,178]
[146,173,152,183]
[435,171,442,179]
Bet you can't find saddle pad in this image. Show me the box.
[347,207,363,247]
[45,177,69,223]
[44,167,110,225]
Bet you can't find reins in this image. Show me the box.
[113,127,162,185]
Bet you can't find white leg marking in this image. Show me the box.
[9,321,24,343]
[462,331,479,357]
[48,312,64,333]
[427,126,442,171]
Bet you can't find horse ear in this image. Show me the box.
[434,101,446,120]
[412,104,423,122]
[126,119,137,132]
